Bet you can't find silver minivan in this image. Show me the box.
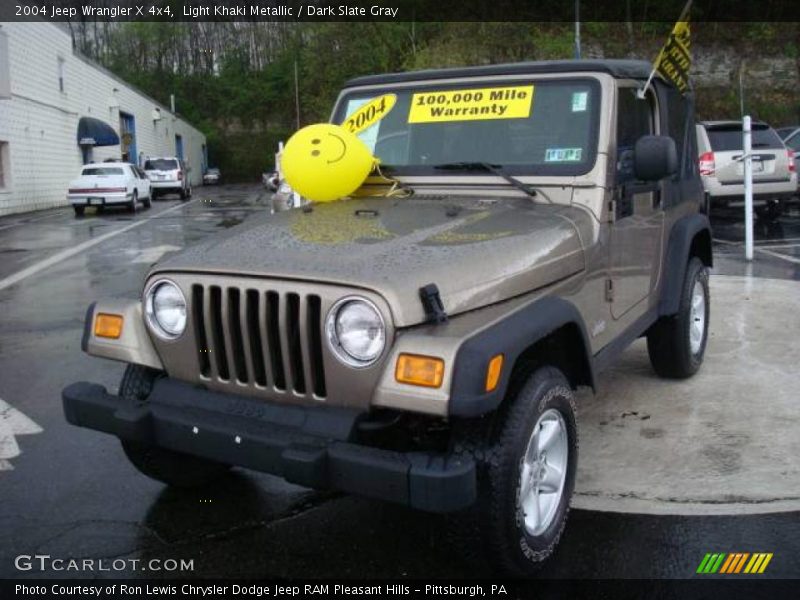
[696,120,795,218]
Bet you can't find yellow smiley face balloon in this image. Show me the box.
[281,123,377,203]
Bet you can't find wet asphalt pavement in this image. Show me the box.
[0,186,798,580]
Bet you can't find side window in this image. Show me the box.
[0,141,10,190]
[0,31,10,99]
[57,56,65,93]
[616,88,653,184]
[785,135,800,152]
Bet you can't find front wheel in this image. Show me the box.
[73,205,85,218]
[647,256,710,378]
[143,192,152,209]
[118,364,231,488]
[450,366,578,575]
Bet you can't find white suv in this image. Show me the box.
[144,157,192,200]
[696,120,795,218]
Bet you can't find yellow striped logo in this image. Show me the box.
[696,552,773,574]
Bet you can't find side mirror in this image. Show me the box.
[634,135,678,181]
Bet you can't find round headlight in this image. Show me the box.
[145,280,187,339]
[326,297,386,367]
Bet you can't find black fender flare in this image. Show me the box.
[449,296,594,417]
[658,213,713,317]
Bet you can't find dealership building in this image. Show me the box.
[0,22,207,216]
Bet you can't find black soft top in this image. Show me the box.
[344,59,653,88]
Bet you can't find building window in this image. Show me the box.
[0,30,10,98]
[57,57,65,93]
[0,141,10,190]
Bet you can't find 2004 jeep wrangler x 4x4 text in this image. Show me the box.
[63,60,712,575]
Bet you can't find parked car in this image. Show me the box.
[777,126,800,191]
[67,162,151,217]
[202,167,221,185]
[696,120,795,218]
[144,157,192,200]
[63,59,713,576]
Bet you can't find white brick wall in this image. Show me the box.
[0,23,207,216]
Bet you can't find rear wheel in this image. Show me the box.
[73,205,85,218]
[180,185,189,201]
[449,366,578,575]
[647,257,710,378]
[119,365,231,488]
[128,190,138,213]
[755,200,783,221]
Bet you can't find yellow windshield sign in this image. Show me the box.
[344,94,397,135]
[408,85,534,124]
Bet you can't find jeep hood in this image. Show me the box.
[152,195,588,326]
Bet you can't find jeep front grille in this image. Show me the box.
[191,284,327,398]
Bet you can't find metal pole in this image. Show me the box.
[739,60,745,118]
[574,0,581,59]
[743,115,754,261]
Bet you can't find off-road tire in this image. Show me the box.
[449,366,578,576]
[647,257,710,378]
[119,364,230,488]
[73,206,85,217]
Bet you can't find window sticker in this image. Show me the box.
[343,95,396,152]
[545,148,583,162]
[571,91,588,112]
[408,85,534,124]
[343,94,396,135]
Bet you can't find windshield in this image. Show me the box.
[707,125,784,151]
[145,159,178,170]
[332,78,600,176]
[82,167,124,176]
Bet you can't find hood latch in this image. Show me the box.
[419,283,448,324]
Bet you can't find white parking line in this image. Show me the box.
[0,202,189,292]
[754,246,800,264]
[753,243,800,250]
[0,398,43,471]
[714,237,800,264]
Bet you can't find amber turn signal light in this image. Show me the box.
[485,354,504,392]
[395,353,445,388]
[94,313,123,339]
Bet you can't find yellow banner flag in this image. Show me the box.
[656,19,691,94]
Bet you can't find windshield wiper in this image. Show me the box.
[432,162,537,198]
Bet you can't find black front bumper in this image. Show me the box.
[62,378,475,513]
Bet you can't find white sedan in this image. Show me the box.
[67,162,152,217]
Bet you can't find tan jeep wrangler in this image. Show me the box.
[63,59,712,575]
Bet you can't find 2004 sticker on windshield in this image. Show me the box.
[408,85,534,123]
[343,94,397,135]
